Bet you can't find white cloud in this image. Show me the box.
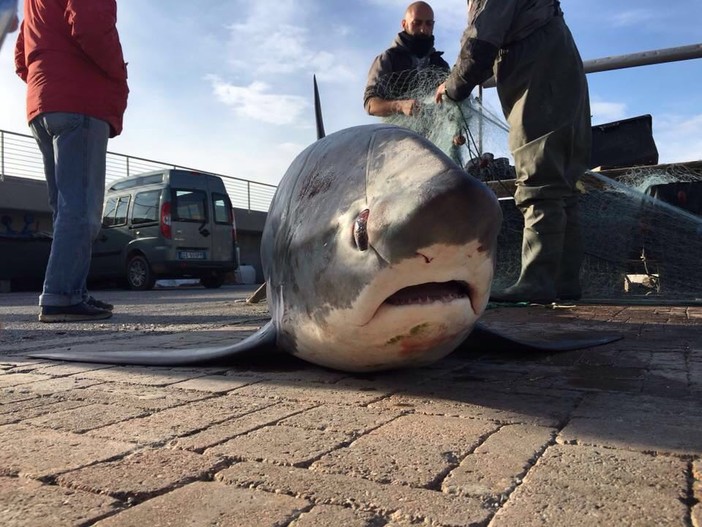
[224,3,355,83]
[608,9,657,28]
[591,100,628,124]
[654,113,702,163]
[208,76,308,125]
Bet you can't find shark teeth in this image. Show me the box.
[383,281,471,306]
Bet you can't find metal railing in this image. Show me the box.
[3,43,699,213]
[0,129,277,212]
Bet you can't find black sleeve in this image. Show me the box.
[445,38,499,101]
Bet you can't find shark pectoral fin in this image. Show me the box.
[28,321,279,366]
[461,322,622,353]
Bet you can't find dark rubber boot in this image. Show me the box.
[556,196,584,301]
[490,201,566,304]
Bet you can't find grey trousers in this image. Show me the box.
[495,15,591,294]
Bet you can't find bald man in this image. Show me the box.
[364,2,449,117]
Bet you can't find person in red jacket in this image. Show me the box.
[15,0,129,322]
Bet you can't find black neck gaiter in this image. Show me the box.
[398,31,434,57]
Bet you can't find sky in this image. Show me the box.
[1,0,701,186]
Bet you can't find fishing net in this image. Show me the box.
[376,67,512,174]
[375,67,702,303]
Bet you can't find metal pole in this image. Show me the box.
[482,42,702,88]
[477,85,484,155]
[583,42,702,75]
[0,130,4,182]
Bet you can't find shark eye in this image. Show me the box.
[353,209,370,251]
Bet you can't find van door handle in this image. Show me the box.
[199,228,211,237]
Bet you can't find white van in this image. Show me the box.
[89,169,238,290]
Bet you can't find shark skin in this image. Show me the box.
[33,124,507,372]
[31,123,621,370]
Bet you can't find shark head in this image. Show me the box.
[262,124,502,372]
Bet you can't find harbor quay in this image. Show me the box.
[0,285,700,526]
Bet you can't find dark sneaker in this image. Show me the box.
[86,296,114,311]
[39,302,112,323]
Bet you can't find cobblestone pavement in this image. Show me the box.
[0,286,700,526]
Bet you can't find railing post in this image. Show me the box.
[126,156,130,178]
[247,181,252,211]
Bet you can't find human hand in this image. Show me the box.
[395,99,420,117]
[435,83,447,104]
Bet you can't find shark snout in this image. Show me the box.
[366,169,502,264]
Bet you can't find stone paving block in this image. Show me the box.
[442,424,555,498]
[87,394,276,445]
[226,367,348,384]
[170,401,316,452]
[57,448,227,502]
[25,402,149,433]
[0,476,121,527]
[14,362,113,376]
[93,481,310,527]
[559,417,702,455]
[278,403,404,436]
[560,393,702,455]
[0,372,53,388]
[288,504,382,527]
[168,373,262,393]
[217,461,491,527]
[573,392,702,420]
[232,377,396,406]
[311,414,497,488]
[369,385,576,427]
[62,383,213,410]
[567,362,646,391]
[0,389,39,405]
[490,444,688,526]
[9,375,104,394]
[642,367,691,398]
[691,362,702,392]
[0,424,135,478]
[574,348,650,368]
[68,365,212,386]
[0,397,90,426]
[206,423,351,467]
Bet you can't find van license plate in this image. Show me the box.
[178,250,207,260]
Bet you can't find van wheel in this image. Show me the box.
[126,255,155,290]
[200,274,225,289]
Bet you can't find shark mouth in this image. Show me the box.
[383,281,472,307]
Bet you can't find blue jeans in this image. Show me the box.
[30,113,109,307]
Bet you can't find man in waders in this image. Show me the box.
[436,0,591,303]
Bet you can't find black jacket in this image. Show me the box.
[364,32,449,111]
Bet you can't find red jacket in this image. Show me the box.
[15,0,128,137]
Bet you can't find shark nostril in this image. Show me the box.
[353,209,370,251]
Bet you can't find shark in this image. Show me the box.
[31,82,619,372]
